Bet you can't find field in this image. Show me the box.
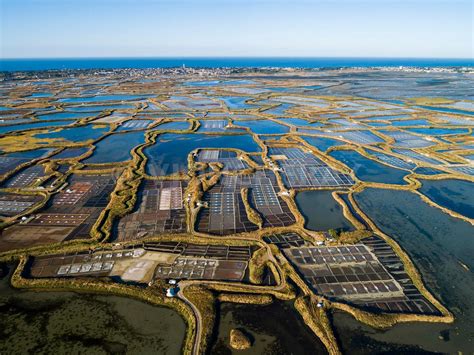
[1,68,473,354]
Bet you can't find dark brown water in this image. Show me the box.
[0,267,186,354]
[331,311,441,354]
[210,300,328,354]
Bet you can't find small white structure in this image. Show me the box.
[132,248,145,258]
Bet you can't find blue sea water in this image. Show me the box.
[1,57,472,72]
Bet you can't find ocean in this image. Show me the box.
[0,57,473,72]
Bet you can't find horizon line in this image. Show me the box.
[1,56,473,61]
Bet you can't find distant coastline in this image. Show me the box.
[1,57,473,72]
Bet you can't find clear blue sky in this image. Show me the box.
[1,0,472,58]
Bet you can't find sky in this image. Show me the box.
[0,0,472,59]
